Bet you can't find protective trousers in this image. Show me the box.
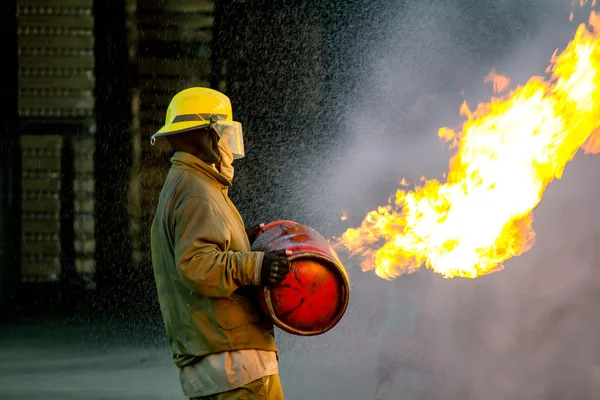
[191,374,284,400]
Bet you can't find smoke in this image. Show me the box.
[314,0,599,399]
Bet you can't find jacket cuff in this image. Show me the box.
[252,252,265,285]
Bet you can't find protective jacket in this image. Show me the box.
[151,151,277,368]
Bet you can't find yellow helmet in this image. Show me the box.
[151,87,245,159]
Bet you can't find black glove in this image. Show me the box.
[245,223,265,245]
[260,249,292,286]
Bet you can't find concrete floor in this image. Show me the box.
[0,319,180,399]
[0,317,379,400]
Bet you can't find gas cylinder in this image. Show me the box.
[251,220,350,336]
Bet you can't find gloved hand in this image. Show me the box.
[260,249,292,286]
[245,223,265,245]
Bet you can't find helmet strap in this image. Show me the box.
[210,129,222,163]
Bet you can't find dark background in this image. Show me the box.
[0,0,558,321]
[1,1,599,399]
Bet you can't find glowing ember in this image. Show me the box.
[341,210,349,221]
[335,12,600,279]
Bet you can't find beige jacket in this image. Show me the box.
[151,151,278,369]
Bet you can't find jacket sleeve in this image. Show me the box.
[173,196,265,297]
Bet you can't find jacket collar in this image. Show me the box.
[170,151,232,187]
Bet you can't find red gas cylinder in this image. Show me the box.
[251,220,350,336]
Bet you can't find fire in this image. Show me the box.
[484,68,511,93]
[335,12,600,279]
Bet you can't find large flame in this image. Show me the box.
[336,12,600,279]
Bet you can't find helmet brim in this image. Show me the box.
[152,120,211,139]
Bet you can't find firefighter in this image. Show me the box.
[150,87,291,400]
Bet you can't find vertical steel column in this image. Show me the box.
[0,0,20,320]
[92,0,133,309]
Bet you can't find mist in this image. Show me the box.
[2,1,599,399]
[306,0,599,399]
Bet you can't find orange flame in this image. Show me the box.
[582,127,600,153]
[335,12,600,279]
[341,210,349,221]
[484,68,511,93]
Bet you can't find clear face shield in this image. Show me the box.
[210,116,245,160]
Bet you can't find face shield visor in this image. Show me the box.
[210,119,245,160]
